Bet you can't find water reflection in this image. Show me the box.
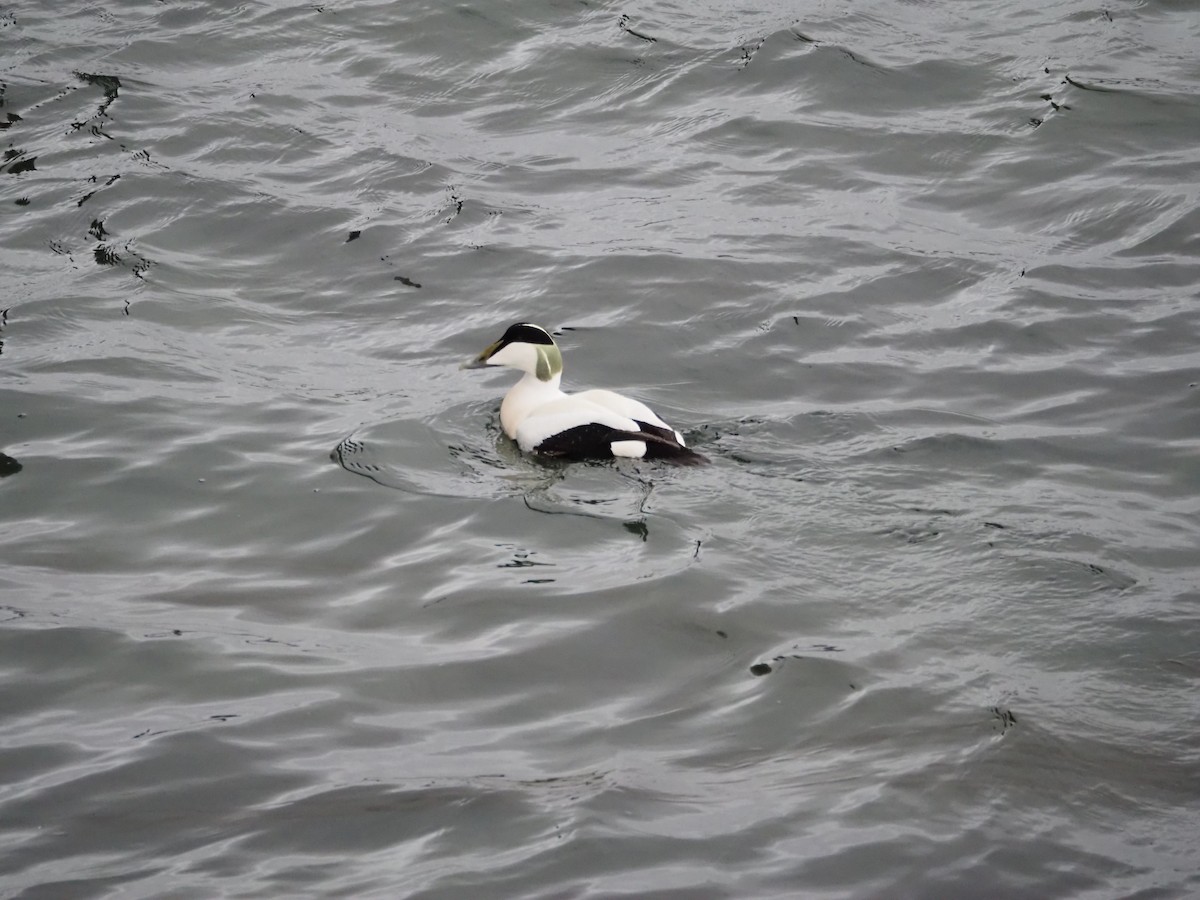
[0,453,21,477]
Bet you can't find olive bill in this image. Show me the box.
[460,339,502,369]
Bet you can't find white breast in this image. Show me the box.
[499,373,565,440]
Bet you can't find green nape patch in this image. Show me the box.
[535,344,563,381]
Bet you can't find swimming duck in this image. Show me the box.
[463,323,708,465]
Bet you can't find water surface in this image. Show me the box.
[2,0,1199,897]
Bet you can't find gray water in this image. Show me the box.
[2,0,1199,897]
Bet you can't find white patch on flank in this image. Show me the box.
[610,440,647,458]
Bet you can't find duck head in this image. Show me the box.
[462,322,563,382]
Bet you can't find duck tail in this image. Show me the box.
[641,438,710,466]
[666,446,710,466]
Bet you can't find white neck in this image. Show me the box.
[500,371,563,439]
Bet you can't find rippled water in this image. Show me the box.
[3,0,1199,896]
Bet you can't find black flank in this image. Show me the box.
[535,422,708,466]
[534,423,627,459]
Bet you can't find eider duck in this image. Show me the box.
[462,323,708,465]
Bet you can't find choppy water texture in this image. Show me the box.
[3,0,1199,897]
